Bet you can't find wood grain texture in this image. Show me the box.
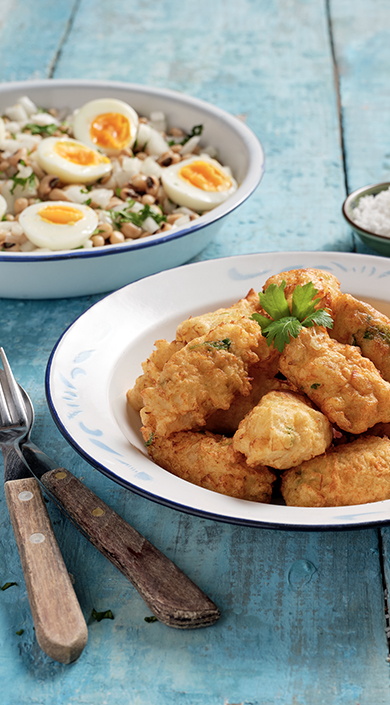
[39,467,220,628]
[4,476,87,664]
[0,0,389,703]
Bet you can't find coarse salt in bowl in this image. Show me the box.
[342,182,390,256]
[0,79,265,299]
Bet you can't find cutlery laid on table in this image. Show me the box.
[0,356,88,664]
[0,348,220,644]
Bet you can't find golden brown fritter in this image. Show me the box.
[175,288,260,343]
[204,362,290,435]
[279,326,390,434]
[263,268,342,313]
[142,428,276,502]
[127,339,185,411]
[233,390,333,469]
[140,319,262,437]
[281,435,390,507]
[330,293,390,382]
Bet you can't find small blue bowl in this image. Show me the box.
[342,181,390,256]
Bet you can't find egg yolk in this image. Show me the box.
[38,205,84,225]
[54,140,110,166]
[90,112,131,150]
[179,160,232,192]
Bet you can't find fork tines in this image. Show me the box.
[0,348,29,426]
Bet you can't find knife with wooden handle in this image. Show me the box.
[18,441,220,629]
[2,445,88,664]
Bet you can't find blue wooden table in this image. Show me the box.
[1,1,390,703]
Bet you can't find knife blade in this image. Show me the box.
[2,444,88,663]
[19,439,220,629]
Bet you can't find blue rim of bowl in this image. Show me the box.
[342,182,390,242]
[0,78,265,263]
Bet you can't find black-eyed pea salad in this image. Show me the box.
[0,96,237,253]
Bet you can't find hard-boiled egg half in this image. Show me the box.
[161,155,237,212]
[73,98,139,155]
[19,201,99,251]
[37,137,112,184]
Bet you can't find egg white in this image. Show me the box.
[37,137,112,184]
[73,98,139,155]
[19,201,99,251]
[161,155,237,211]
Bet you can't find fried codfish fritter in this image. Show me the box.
[279,326,390,434]
[176,288,278,368]
[127,339,185,412]
[265,267,390,383]
[330,294,390,382]
[204,361,289,435]
[176,288,260,343]
[263,268,342,312]
[140,319,263,437]
[281,435,390,507]
[233,390,333,469]
[142,428,276,502]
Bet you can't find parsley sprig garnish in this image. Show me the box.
[109,200,167,230]
[252,281,333,353]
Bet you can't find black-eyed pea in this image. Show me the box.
[145,175,159,196]
[167,213,186,225]
[97,222,113,239]
[157,151,181,167]
[48,188,69,201]
[120,222,143,239]
[169,127,186,138]
[109,230,125,245]
[130,174,148,193]
[8,148,28,167]
[170,144,182,153]
[141,194,156,206]
[91,235,105,248]
[14,197,29,214]
[156,222,173,233]
[107,196,124,209]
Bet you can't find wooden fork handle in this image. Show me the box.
[39,467,220,629]
[4,475,88,663]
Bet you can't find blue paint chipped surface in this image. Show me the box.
[0,0,390,704]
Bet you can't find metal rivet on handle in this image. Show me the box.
[92,508,104,517]
[55,471,67,480]
[18,491,33,502]
[29,533,45,544]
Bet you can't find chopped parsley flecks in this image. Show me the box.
[1,582,18,591]
[109,201,167,230]
[90,608,114,623]
[22,123,58,136]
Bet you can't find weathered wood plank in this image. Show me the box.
[0,0,389,703]
[0,0,77,82]
[52,0,352,256]
[330,0,390,254]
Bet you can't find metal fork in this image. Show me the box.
[0,348,88,664]
[0,349,221,630]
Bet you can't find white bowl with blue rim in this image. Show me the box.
[0,79,265,299]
